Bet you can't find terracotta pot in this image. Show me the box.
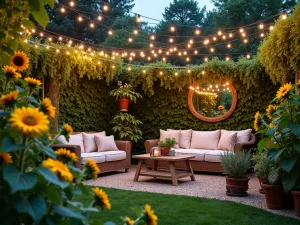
[258,177,267,194]
[118,98,130,112]
[291,190,300,217]
[160,147,170,156]
[226,177,250,196]
[261,182,287,209]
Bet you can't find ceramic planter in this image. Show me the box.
[160,147,170,156]
[226,177,250,196]
[118,98,129,112]
[261,182,287,209]
[291,190,300,217]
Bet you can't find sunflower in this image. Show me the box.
[55,148,78,163]
[0,90,19,106]
[63,124,73,135]
[2,65,22,79]
[40,98,56,118]
[92,187,111,209]
[254,111,260,132]
[10,107,49,136]
[125,216,134,225]
[42,158,73,182]
[0,152,12,164]
[11,51,29,71]
[276,83,292,99]
[85,158,100,178]
[266,105,277,119]
[24,77,42,87]
[269,123,275,128]
[144,204,158,225]
[218,105,224,111]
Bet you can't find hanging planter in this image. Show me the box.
[118,98,130,111]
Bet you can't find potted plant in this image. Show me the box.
[109,81,142,112]
[252,151,273,194]
[220,151,252,196]
[255,82,300,212]
[158,138,177,156]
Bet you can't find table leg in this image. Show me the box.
[134,159,144,182]
[185,160,195,181]
[153,160,158,171]
[169,161,178,186]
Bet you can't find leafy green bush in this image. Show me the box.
[109,81,142,102]
[220,151,252,178]
[158,138,177,148]
[252,151,273,179]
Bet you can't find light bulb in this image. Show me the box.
[269,26,274,31]
[227,43,231,48]
[159,71,163,75]
[194,50,198,55]
[239,28,244,33]
[128,37,133,42]
[169,38,174,43]
[78,16,83,22]
[170,26,175,32]
[143,69,146,74]
[150,35,155,40]
[108,30,113,35]
[225,56,230,61]
[228,33,233,38]
[260,33,265,38]
[222,35,226,40]
[162,57,166,61]
[195,29,200,35]
[259,23,264,29]
[58,36,62,41]
[213,36,217,41]
[90,23,95,28]
[136,15,141,23]
[243,39,248,43]
[189,39,194,44]
[103,4,109,11]
[60,7,65,13]
[39,32,43,37]
[210,48,214,52]
[204,57,208,62]
[69,1,75,7]
[217,30,222,36]
[246,54,251,59]
[174,72,178,76]
[186,57,190,62]
[133,29,138,35]
[98,15,102,21]
[281,14,287,20]
[149,43,154,48]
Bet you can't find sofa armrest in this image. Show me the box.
[115,140,132,168]
[51,144,81,168]
[144,139,159,154]
[234,133,256,152]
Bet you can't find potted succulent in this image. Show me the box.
[158,138,177,156]
[255,82,300,212]
[109,81,142,112]
[252,151,273,194]
[220,151,252,196]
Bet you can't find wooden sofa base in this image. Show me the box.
[93,160,130,174]
[145,160,224,173]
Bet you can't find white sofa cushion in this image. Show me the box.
[229,129,252,143]
[95,135,119,152]
[83,132,106,153]
[190,130,221,150]
[66,133,85,153]
[104,151,126,162]
[168,129,192,149]
[174,149,210,161]
[81,152,105,164]
[217,130,238,151]
[205,150,233,163]
[160,129,180,148]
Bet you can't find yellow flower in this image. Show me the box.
[42,158,73,182]
[11,51,29,71]
[92,187,111,209]
[10,107,49,136]
[63,124,73,135]
[85,158,100,178]
[55,148,78,162]
[2,65,22,79]
[218,105,224,111]
[269,123,275,128]
[0,90,19,106]
[144,204,158,225]
[24,77,42,87]
[266,105,277,119]
[0,152,12,164]
[254,111,260,132]
[276,83,292,99]
[41,98,56,118]
[125,216,134,225]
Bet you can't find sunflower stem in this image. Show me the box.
[18,136,27,172]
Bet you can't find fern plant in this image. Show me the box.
[111,113,143,142]
[109,81,142,102]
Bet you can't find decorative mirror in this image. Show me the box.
[188,81,237,122]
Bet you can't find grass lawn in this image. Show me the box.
[77,187,299,225]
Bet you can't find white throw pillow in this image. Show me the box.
[68,133,85,153]
[228,129,252,143]
[167,129,192,149]
[190,130,221,150]
[83,132,106,153]
[160,129,180,148]
[217,130,238,151]
[95,135,119,152]
[57,135,68,144]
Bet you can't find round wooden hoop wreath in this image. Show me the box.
[188,83,237,123]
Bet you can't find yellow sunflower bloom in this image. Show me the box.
[144,204,158,225]
[276,83,292,99]
[24,77,42,87]
[0,90,19,106]
[0,152,12,164]
[266,105,277,119]
[254,111,260,132]
[63,124,73,135]
[55,148,78,162]
[2,65,22,79]
[10,107,49,136]
[42,158,73,182]
[218,105,224,111]
[85,158,100,178]
[92,187,111,209]
[11,51,29,71]
[125,216,134,225]
[41,98,56,118]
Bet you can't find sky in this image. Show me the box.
[132,0,215,24]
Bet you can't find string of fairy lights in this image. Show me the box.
[190,82,231,97]
[22,0,290,72]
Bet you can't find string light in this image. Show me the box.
[186,57,190,62]
[103,4,109,11]
[204,57,208,62]
[259,23,264,29]
[159,71,163,75]
[225,56,230,61]
[149,43,154,48]
[281,14,287,20]
[195,29,201,35]
[213,36,217,41]
[227,43,231,48]
[108,30,113,35]
[243,39,248,43]
[194,50,198,55]
[170,26,176,32]
[241,33,246,37]
[239,28,244,33]
[150,35,155,40]
[189,39,194,44]
[133,29,139,35]
[136,15,141,23]
[58,36,63,41]
[269,25,274,31]
[31,29,35,33]
[228,33,233,38]
[246,54,251,59]
[260,33,265,38]
[210,48,215,53]
[217,30,222,36]
[128,37,133,42]
[174,72,178,76]
[39,32,44,37]
[60,7,66,13]
[78,16,83,22]
[162,57,166,61]
[127,66,132,71]
[97,15,102,21]
[142,69,146,74]
[90,23,95,28]
[69,1,75,7]
[222,35,226,40]
[169,38,174,43]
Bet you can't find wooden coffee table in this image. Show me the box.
[132,154,195,186]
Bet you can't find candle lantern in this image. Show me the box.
[150,147,161,157]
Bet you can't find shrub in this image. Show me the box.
[252,151,273,179]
